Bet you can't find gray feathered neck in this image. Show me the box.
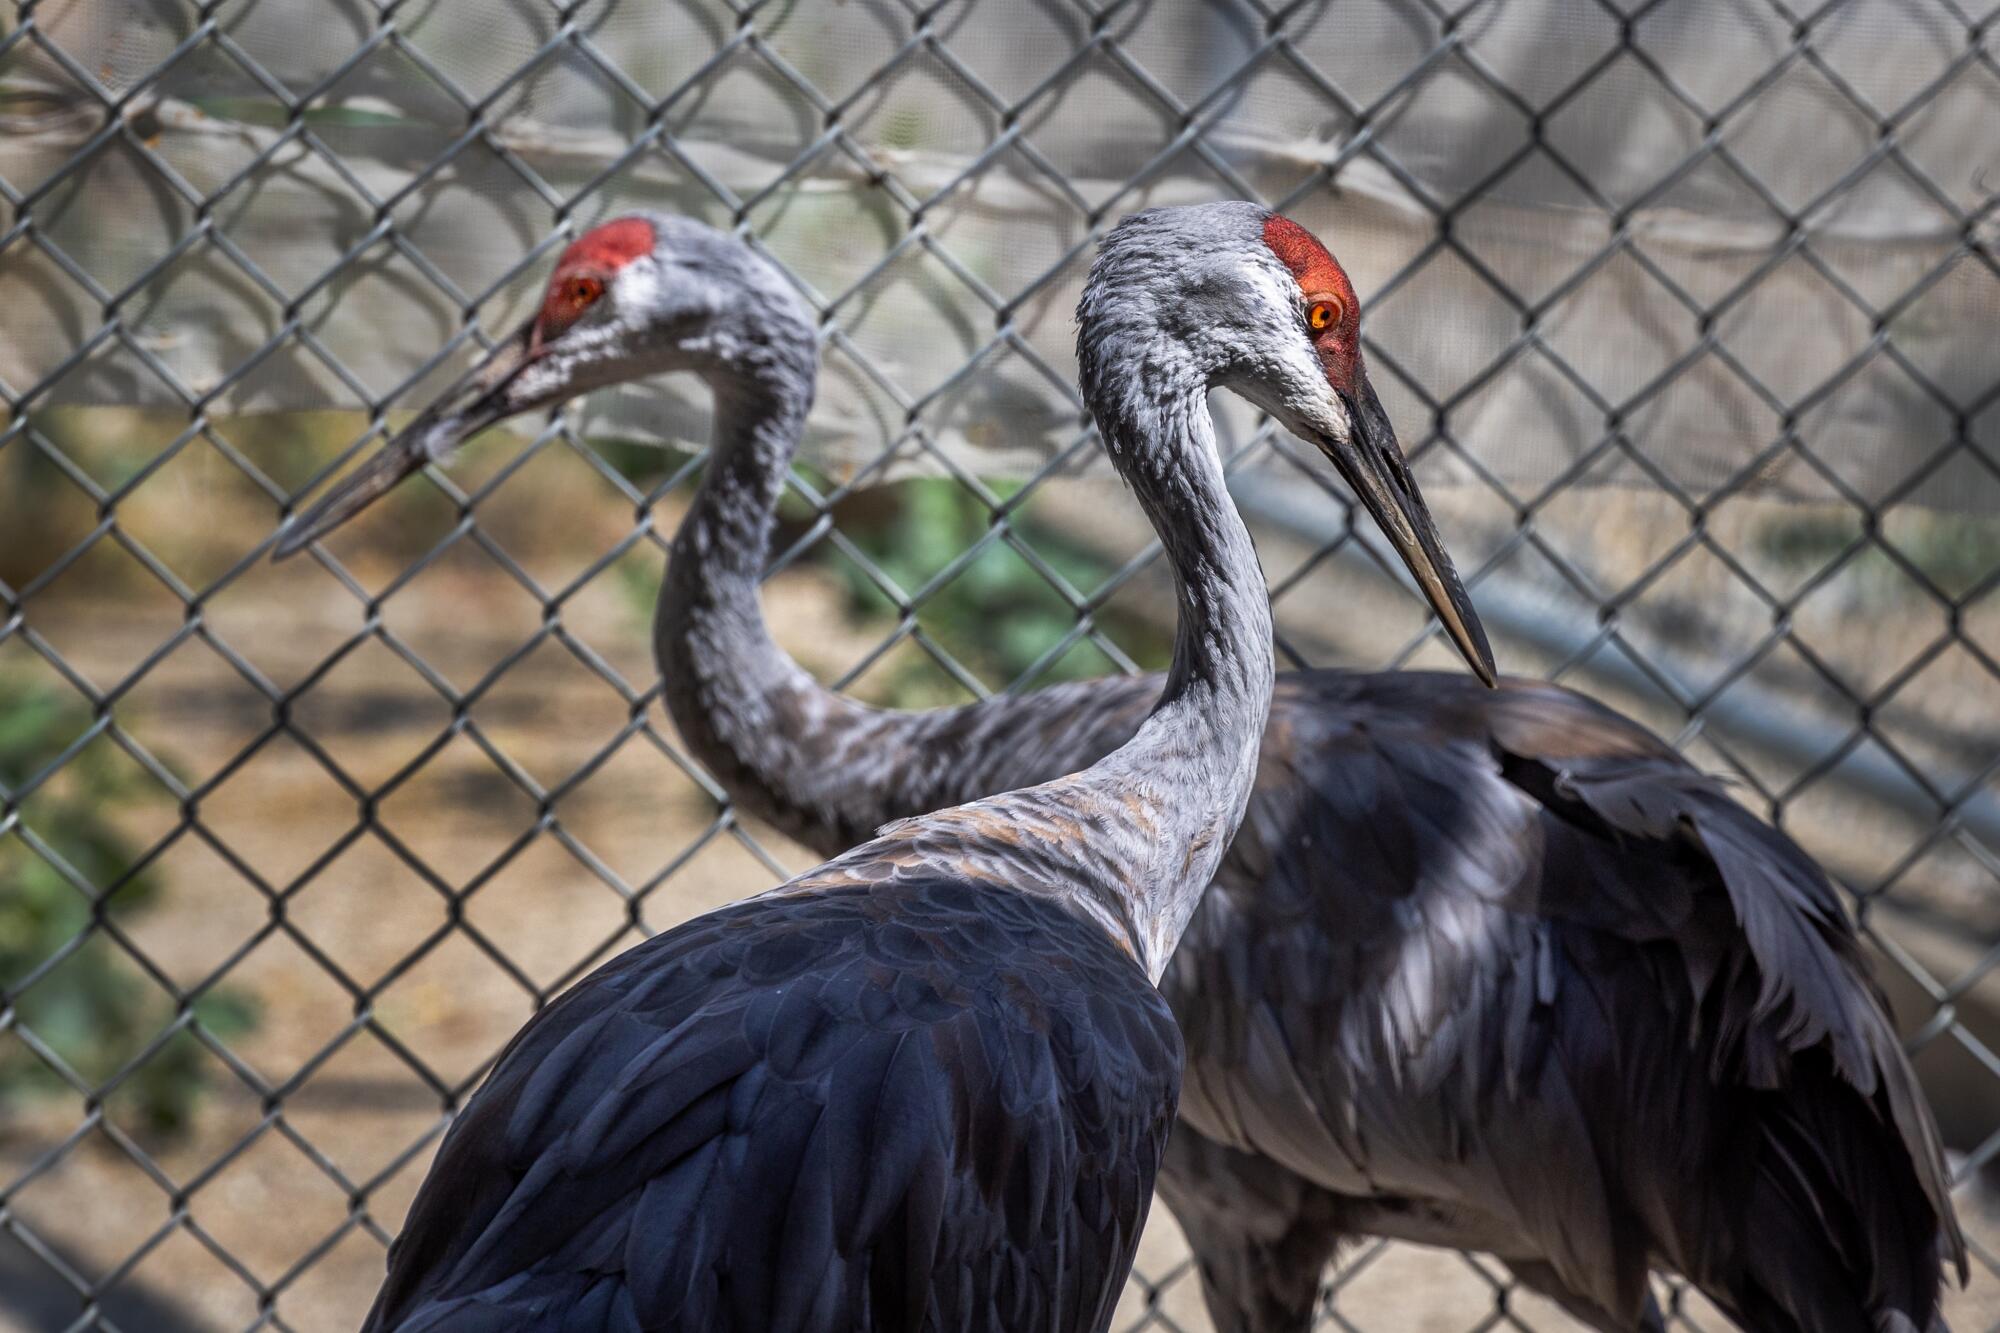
[656,209,1277,979]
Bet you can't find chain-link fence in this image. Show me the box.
[3,0,1999,1329]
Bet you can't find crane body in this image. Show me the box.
[274,203,1490,1331]
[358,865,1179,1331]
[639,216,1964,1330]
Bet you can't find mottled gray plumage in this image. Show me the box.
[643,209,1964,1332]
[278,206,1488,1331]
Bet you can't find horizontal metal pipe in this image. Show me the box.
[1232,475,2000,861]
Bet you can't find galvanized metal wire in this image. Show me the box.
[2,0,1998,1329]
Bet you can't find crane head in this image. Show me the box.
[272,214,810,561]
[1260,211,1493,686]
[1080,203,1494,686]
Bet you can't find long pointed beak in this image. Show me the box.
[272,323,535,561]
[1320,376,1496,686]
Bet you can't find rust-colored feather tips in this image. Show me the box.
[533,216,656,350]
[1262,213,1363,392]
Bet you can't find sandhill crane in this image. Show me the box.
[308,201,1957,1332]
[273,205,1489,1331]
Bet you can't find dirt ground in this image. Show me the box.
[4,428,1998,1331]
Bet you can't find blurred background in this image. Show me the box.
[2,0,1998,1327]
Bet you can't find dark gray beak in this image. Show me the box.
[1319,375,1496,686]
[272,322,535,561]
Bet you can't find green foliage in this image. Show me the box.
[876,107,926,151]
[1760,507,2000,601]
[0,673,257,1137]
[595,438,1170,706]
[816,477,1170,704]
[186,98,413,130]
[593,436,699,492]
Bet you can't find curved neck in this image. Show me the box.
[821,386,1276,982]
[656,358,1274,981]
[665,371,805,617]
[657,362,991,855]
[655,364,862,842]
[1056,386,1274,974]
[657,359,1155,861]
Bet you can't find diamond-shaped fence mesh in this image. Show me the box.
[2,0,1998,1328]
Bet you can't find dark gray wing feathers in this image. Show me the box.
[364,884,1180,1333]
[1160,671,1961,1331]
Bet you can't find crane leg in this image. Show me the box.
[1154,1126,1345,1333]
[1502,1259,1666,1333]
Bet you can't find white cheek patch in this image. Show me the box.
[510,287,637,405]
[1226,256,1347,438]
[1248,264,1327,390]
[1240,259,1304,332]
[613,256,667,328]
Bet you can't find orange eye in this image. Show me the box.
[1307,298,1342,332]
[567,275,604,308]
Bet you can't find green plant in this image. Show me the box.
[814,477,1171,704]
[1760,507,2000,602]
[0,673,257,1137]
[596,443,1171,706]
